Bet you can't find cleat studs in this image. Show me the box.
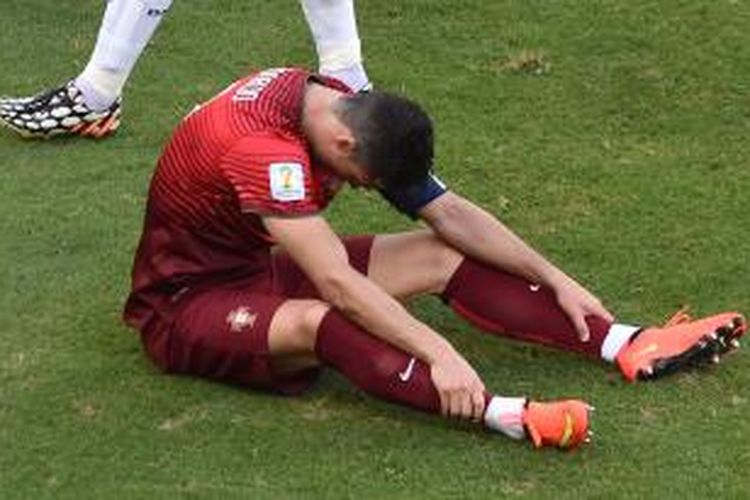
[586,405,596,412]
[584,437,591,444]
[711,354,721,364]
[730,339,740,349]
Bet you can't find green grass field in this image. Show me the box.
[2,0,749,498]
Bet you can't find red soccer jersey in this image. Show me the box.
[124,68,350,332]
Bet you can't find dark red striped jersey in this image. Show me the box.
[124,68,351,332]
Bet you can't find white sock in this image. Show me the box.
[483,396,527,440]
[600,324,641,362]
[299,0,370,91]
[321,65,371,92]
[75,0,172,110]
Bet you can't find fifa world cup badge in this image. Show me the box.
[269,163,305,202]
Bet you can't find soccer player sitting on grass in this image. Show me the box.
[124,67,746,450]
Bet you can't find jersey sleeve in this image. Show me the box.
[378,173,448,219]
[219,134,323,216]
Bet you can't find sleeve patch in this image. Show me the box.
[269,162,306,202]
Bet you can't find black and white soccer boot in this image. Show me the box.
[0,81,121,139]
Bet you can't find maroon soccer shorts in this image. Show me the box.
[141,235,374,394]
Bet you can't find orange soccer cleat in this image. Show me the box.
[616,309,746,382]
[522,399,592,450]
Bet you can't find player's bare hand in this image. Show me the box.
[554,277,614,342]
[430,350,486,422]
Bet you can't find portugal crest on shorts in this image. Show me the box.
[226,306,257,333]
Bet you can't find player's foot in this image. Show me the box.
[616,309,746,382]
[0,81,121,139]
[522,399,591,450]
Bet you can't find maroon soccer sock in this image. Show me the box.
[314,310,536,442]
[314,309,443,413]
[441,258,612,358]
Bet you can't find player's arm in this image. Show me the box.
[418,191,613,340]
[419,191,569,290]
[379,174,588,304]
[263,214,486,420]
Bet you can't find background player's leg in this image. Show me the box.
[299,0,370,91]
[76,0,173,111]
[0,0,170,138]
[368,230,630,360]
[0,0,169,137]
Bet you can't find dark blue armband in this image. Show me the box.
[379,173,448,219]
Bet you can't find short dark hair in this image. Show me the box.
[333,91,434,189]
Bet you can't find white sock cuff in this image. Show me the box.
[141,0,173,9]
[483,396,527,440]
[317,41,363,72]
[76,66,126,110]
[601,324,641,362]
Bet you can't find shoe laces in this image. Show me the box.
[25,83,76,111]
[662,306,692,328]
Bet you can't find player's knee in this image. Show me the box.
[298,300,331,338]
[419,230,462,290]
[270,299,331,355]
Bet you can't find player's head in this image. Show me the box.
[331,91,434,189]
